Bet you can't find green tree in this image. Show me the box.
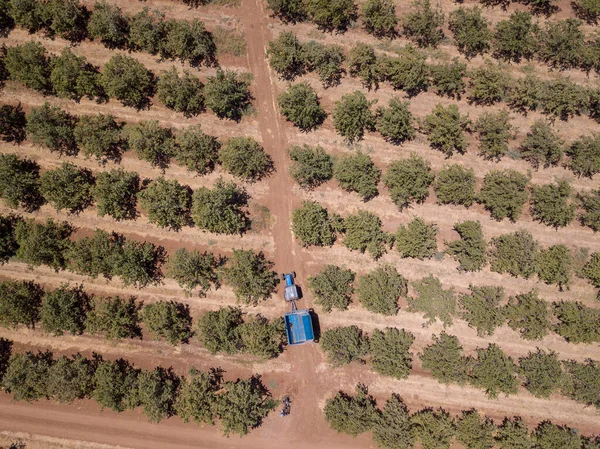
[378,48,429,96]
[0,103,26,144]
[531,180,575,228]
[519,349,563,398]
[126,121,175,171]
[573,0,600,22]
[489,230,539,278]
[478,170,530,221]
[15,218,73,271]
[219,137,273,182]
[204,69,252,121]
[196,306,243,354]
[459,285,504,337]
[288,144,333,189]
[0,0,13,37]
[578,189,600,232]
[539,77,589,121]
[157,67,205,117]
[408,275,456,326]
[308,265,354,312]
[87,0,129,49]
[469,343,518,398]
[324,384,378,435]
[419,331,467,384]
[423,104,470,157]
[191,179,249,235]
[277,82,326,131]
[343,210,390,259]
[411,408,455,449]
[93,169,139,221]
[39,162,95,214]
[65,229,121,279]
[74,114,125,164]
[237,315,285,359]
[175,368,220,424]
[504,290,549,340]
[0,280,44,328]
[321,326,369,366]
[552,301,600,344]
[401,0,444,48]
[507,75,543,114]
[136,366,179,423]
[2,350,53,401]
[429,59,466,100]
[333,151,381,201]
[446,221,487,272]
[302,40,345,87]
[348,43,380,90]
[0,153,43,211]
[562,359,600,409]
[357,265,407,315]
[565,133,600,178]
[4,41,50,92]
[384,154,434,210]
[519,120,563,169]
[101,55,155,110]
[142,301,193,345]
[370,327,414,379]
[137,177,191,231]
[50,47,103,102]
[434,165,475,206]
[266,0,306,22]
[304,0,357,32]
[360,0,397,38]
[467,61,511,106]
[495,416,532,449]
[161,19,216,67]
[219,249,279,305]
[26,102,77,156]
[536,18,585,69]
[533,421,581,449]
[40,284,90,336]
[474,109,514,160]
[0,214,20,264]
[372,394,414,449]
[165,249,220,296]
[583,252,600,288]
[455,409,496,449]
[92,358,140,412]
[128,7,166,54]
[266,31,305,80]
[9,0,46,33]
[86,295,142,340]
[448,7,491,58]
[46,354,94,403]
[175,126,220,175]
[111,239,166,288]
[395,217,437,259]
[333,90,375,143]
[292,201,336,247]
[375,98,415,145]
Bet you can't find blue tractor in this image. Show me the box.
[281,272,315,346]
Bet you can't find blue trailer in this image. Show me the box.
[281,272,315,346]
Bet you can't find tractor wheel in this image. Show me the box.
[281,274,285,280]
[292,271,296,279]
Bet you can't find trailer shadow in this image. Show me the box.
[308,308,320,342]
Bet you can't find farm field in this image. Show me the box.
[0,0,599,448]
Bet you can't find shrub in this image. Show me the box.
[370,327,414,379]
[266,31,305,80]
[467,61,511,106]
[539,77,589,121]
[530,180,575,228]
[93,169,139,221]
[138,178,191,231]
[565,133,600,178]
[302,41,345,87]
[383,154,434,210]
[408,275,456,327]
[2,351,53,401]
[348,43,380,90]
[93,358,140,412]
[504,290,548,340]
[126,121,175,171]
[360,0,397,38]
[166,249,220,296]
[74,114,125,164]
[278,82,325,131]
[459,285,504,337]
[26,102,77,155]
[142,301,193,345]
[50,48,103,102]
[101,55,155,110]
[161,19,216,67]
[174,126,220,176]
[204,69,252,121]
[0,214,19,264]
[395,217,437,259]
[266,0,306,22]
[583,252,600,288]
[455,410,495,449]
[423,104,470,157]
[175,368,220,425]
[321,326,369,366]
[375,98,415,144]
[519,120,563,169]
[157,67,204,117]
[4,41,50,92]
[87,0,129,49]
[41,284,90,336]
[219,249,279,305]
[469,343,518,398]
[303,0,357,32]
[86,296,142,340]
[411,408,455,449]
[357,265,407,315]
[489,230,539,278]
[378,48,429,97]
[220,137,273,182]
[420,331,467,384]
[372,394,414,449]
[292,201,336,247]
[519,349,563,398]
[128,7,166,54]
[536,18,585,69]
[434,165,475,207]
[343,210,390,259]
[495,417,532,449]
[192,179,249,235]
[308,265,354,312]
[478,170,530,221]
[0,280,44,328]
[288,144,332,189]
[578,189,600,231]
[333,91,375,143]
[136,366,179,423]
[448,7,491,58]
[0,153,43,211]
[15,218,73,270]
[445,221,487,272]
[474,109,514,160]
[46,354,94,403]
[429,59,467,99]
[401,0,444,48]
[196,306,243,354]
[324,384,377,435]
[39,162,95,214]
[562,359,600,409]
[111,239,166,288]
[333,151,380,201]
[507,74,543,114]
[0,103,26,144]
[65,229,121,279]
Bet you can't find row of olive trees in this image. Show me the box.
[0,338,276,435]
[324,383,599,449]
[1,41,252,115]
